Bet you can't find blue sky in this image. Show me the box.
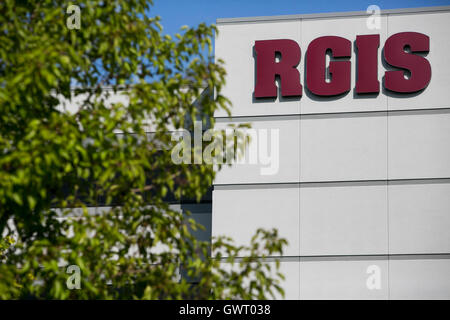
[151,0,450,35]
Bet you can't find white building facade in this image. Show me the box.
[212,6,450,299]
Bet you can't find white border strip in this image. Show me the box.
[216,5,450,24]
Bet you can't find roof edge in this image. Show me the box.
[216,5,450,24]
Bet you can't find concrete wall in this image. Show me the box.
[213,6,450,299]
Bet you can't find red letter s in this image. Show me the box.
[384,32,431,93]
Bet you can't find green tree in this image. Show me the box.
[0,0,286,299]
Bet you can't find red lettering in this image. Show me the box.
[355,34,380,93]
[253,32,431,98]
[254,39,303,98]
[306,36,351,96]
[384,32,431,93]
